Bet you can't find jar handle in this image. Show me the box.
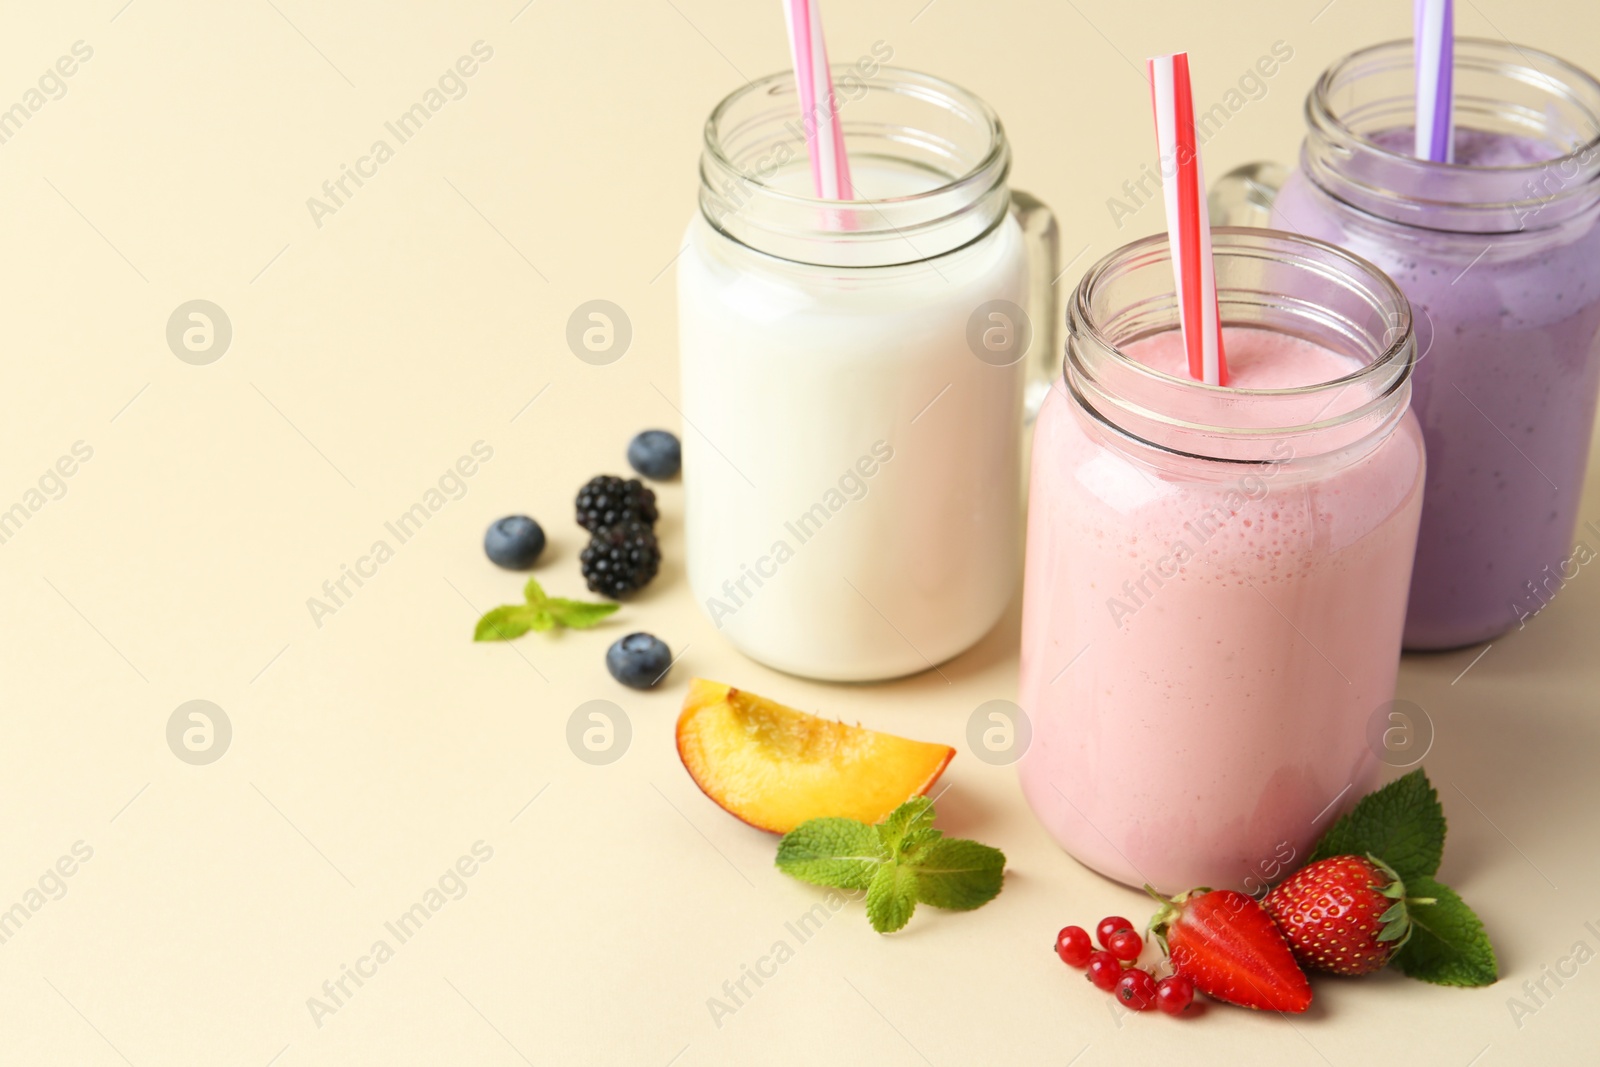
[1208,162,1290,227]
[1010,190,1059,423]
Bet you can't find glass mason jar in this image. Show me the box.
[678,67,1057,682]
[1214,38,1600,650]
[1017,229,1425,892]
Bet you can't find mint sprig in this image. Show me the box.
[1310,768,1445,882]
[473,578,619,641]
[1308,769,1497,987]
[775,797,1005,933]
[1394,876,1498,987]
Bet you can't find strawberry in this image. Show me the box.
[1263,854,1431,976]
[1147,887,1311,1013]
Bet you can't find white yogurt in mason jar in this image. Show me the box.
[676,69,1052,681]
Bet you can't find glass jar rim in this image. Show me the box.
[1309,36,1600,175]
[698,65,1015,267]
[702,65,1006,207]
[1064,228,1417,465]
[1071,228,1413,400]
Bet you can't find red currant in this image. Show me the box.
[1085,951,1121,991]
[1114,968,1158,1011]
[1156,974,1196,1016]
[1106,928,1143,963]
[1055,925,1093,968]
[1096,915,1133,948]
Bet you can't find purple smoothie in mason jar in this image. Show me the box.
[1219,38,1600,649]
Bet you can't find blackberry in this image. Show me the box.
[575,475,658,533]
[580,521,661,598]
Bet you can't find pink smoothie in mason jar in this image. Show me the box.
[1017,230,1424,892]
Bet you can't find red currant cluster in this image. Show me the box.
[1054,916,1194,1016]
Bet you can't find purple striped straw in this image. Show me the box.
[1414,0,1455,162]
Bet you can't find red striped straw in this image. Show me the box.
[1414,0,1455,162]
[1148,52,1226,386]
[782,0,853,199]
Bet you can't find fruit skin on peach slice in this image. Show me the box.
[675,678,955,834]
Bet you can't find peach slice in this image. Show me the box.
[675,678,955,834]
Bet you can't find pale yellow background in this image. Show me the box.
[1,0,1596,1064]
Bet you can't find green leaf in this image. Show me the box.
[1310,769,1446,881]
[544,598,620,629]
[897,826,945,862]
[774,818,885,891]
[1393,877,1498,986]
[908,838,1006,912]
[875,796,935,849]
[1378,915,1411,942]
[474,605,546,641]
[473,581,619,641]
[866,863,918,933]
[774,799,1007,934]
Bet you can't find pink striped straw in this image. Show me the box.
[782,0,853,199]
[1414,0,1455,162]
[1148,52,1227,386]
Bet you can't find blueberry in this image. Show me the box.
[606,632,672,689]
[484,515,545,569]
[627,430,681,480]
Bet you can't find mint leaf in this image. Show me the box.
[866,864,918,933]
[1394,877,1498,986]
[774,799,1006,934]
[1310,769,1445,881]
[876,795,935,847]
[545,598,620,629]
[474,605,547,641]
[474,580,618,640]
[775,818,884,891]
[906,837,1006,912]
[1303,772,1495,987]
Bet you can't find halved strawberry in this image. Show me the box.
[1263,854,1431,976]
[1148,887,1312,1013]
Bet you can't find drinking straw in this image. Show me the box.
[1414,0,1455,162]
[1148,52,1227,386]
[782,0,853,199]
